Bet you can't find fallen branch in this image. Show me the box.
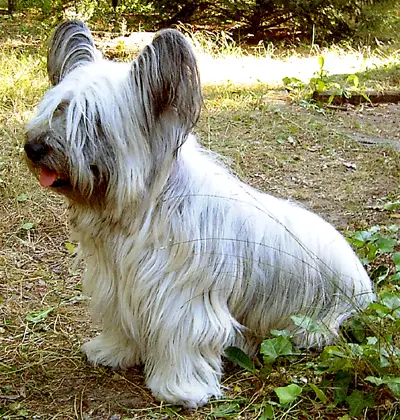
[312,90,400,105]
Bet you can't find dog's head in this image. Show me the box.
[25,20,202,206]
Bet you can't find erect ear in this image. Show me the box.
[130,29,202,136]
[47,20,101,85]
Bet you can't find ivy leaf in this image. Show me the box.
[392,253,400,270]
[345,390,374,416]
[366,376,400,397]
[225,347,256,373]
[270,329,291,338]
[316,79,326,91]
[260,336,293,364]
[387,381,400,397]
[375,237,396,253]
[274,384,302,405]
[291,315,328,334]
[380,294,400,317]
[333,371,352,404]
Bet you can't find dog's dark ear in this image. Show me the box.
[131,29,202,136]
[47,20,100,85]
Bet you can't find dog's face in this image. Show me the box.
[25,20,202,206]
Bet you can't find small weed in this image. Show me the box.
[283,55,372,107]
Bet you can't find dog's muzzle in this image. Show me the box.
[24,141,49,162]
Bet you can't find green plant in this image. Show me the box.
[347,225,399,284]
[283,55,372,107]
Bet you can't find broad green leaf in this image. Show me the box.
[366,336,378,345]
[291,315,328,334]
[309,383,327,403]
[346,74,359,89]
[346,390,373,416]
[274,384,302,405]
[347,343,363,357]
[369,302,391,317]
[390,272,400,282]
[392,253,400,270]
[316,80,326,91]
[17,193,28,202]
[381,294,400,315]
[65,242,76,253]
[322,346,346,359]
[383,201,400,211]
[317,56,325,70]
[366,376,400,397]
[365,376,384,386]
[260,336,293,364]
[260,404,274,419]
[387,381,400,397]
[225,347,256,373]
[375,237,396,253]
[333,371,352,404]
[26,307,54,323]
[282,76,292,85]
[347,318,366,342]
[21,222,34,231]
[270,329,291,338]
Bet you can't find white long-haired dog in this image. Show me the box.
[25,21,374,408]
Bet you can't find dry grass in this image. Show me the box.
[1,22,400,419]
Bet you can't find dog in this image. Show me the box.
[24,20,374,408]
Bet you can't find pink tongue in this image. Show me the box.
[40,168,58,187]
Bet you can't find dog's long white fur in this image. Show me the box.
[26,22,374,408]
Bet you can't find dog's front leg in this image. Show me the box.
[143,301,234,408]
[82,327,140,369]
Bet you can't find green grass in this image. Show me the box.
[1,19,400,419]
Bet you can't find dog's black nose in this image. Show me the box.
[24,142,48,162]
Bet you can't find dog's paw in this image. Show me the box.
[148,379,222,408]
[82,333,138,369]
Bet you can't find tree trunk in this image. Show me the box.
[8,0,16,14]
